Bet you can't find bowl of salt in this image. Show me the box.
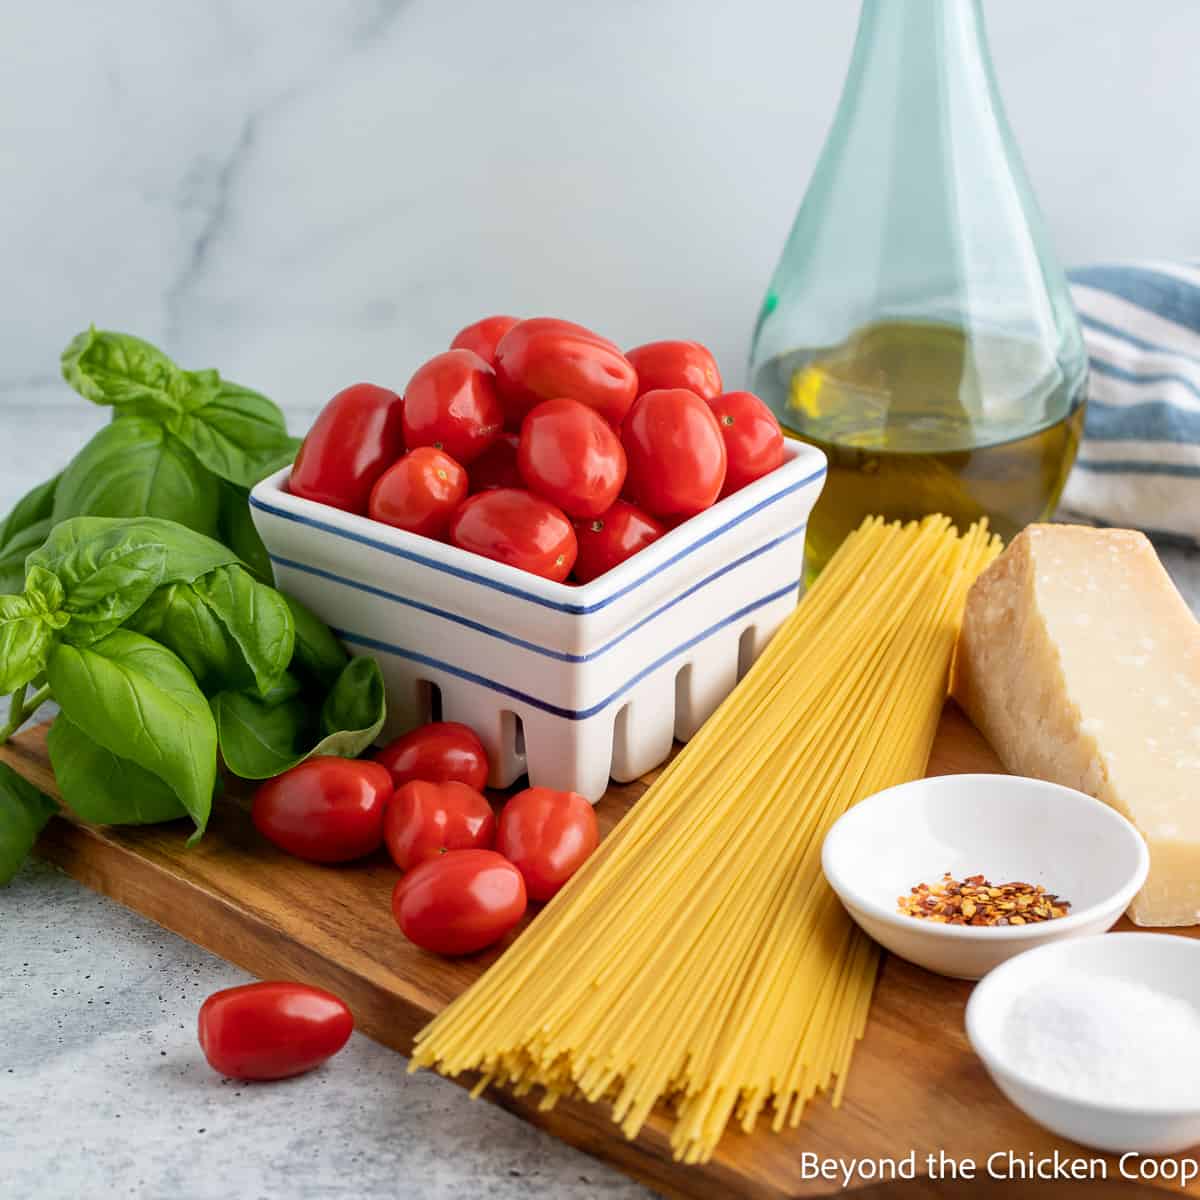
[966,932,1200,1154]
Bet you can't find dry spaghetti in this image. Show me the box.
[410,514,1002,1161]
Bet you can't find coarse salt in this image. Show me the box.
[1002,971,1200,1108]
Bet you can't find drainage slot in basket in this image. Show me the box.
[737,626,758,679]
[512,713,526,757]
[416,680,443,723]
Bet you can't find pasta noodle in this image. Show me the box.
[410,514,1003,1162]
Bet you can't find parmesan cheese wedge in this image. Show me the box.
[954,524,1200,926]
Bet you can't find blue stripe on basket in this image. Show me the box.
[269,522,807,664]
[333,579,800,721]
[249,465,824,616]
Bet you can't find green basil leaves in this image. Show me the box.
[0,763,56,886]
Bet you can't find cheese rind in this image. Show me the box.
[954,524,1200,927]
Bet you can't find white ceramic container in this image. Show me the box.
[821,773,1149,980]
[967,933,1200,1154]
[249,441,826,800]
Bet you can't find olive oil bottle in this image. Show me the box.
[749,0,1087,579]
[754,320,1086,577]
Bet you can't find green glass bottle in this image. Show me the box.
[750,0,1086,579]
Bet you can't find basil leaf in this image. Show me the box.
[61,328,190,419]
[29,517,239,593]
[128,564,293,697]
[213,655,386,780]
[283,592,348,689]
[168,379,299,490]
[47,716,187,826]
[0,517,51,594]
[0,473,60,550]
[53,417,220,537]
[46,630,218,839]
[254,669,303,707]
[0,762,56,885]
[0,595,54,694]
[217,481,273,584]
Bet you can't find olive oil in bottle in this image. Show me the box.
[753,320,1086,580]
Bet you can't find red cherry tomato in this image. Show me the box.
[468,431,522,492]
[392,849,526,955]
[496,787,598,902]
[198,981,353,1081]
[493,318,638,429]
[374,721,490,791]
[517,397,627,520]
[290,383,406,514]
[252,757,393,863]
[450,315,519,366]
[572,500,667,583]
[449,488,577,582]
[626,340,722,402]
[620,388,727,520]
[402,349,503,465]
[708,391,786,497]
[368,447,468,539]
[384,780,495,871]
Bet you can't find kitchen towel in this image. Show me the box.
[1063,262,1200,545]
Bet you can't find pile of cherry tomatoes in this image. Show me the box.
[289,316,785,582]
[250,721,598,957]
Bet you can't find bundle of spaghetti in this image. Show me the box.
[410,514,1002,1162]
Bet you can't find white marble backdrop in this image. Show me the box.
[3,0,1200,418]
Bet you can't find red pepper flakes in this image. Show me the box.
[897,872,1071,927]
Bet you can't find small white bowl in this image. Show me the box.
[821,773,1149,980]
[967,934,1200,1153]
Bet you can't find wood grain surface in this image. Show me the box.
[3,707,1195,1200]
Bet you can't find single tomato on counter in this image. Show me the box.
[468,431,522,492]
[374,721,490,791]
[450,315,519,366]
[252,757,393,863]
[573,500,666,583]
[708,391,785,497]
[493,318,638,428]
[290,382,406,513]
[496,787,599,901]
[368,447,468,538]
[449,488,577,581]
[626,340,722,401]
[621,388,727,519]
[198,981,353,1081]
[517,397,626,519]
[384,780,495,871]
[392,849,526,955]
[402,349,503,465]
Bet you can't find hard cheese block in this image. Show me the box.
[954,524,1200,926]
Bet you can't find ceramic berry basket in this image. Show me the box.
[249,442,826,801]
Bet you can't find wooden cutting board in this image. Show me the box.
[3,709,1195,1200]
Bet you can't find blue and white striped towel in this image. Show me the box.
[1063,262,1200,545]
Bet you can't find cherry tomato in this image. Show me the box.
[620,388,727,519]
[368,447,468,539]
[402,349,503,465]
[450,315,519,366]
[493,318,638,429]
[572,500,666,583]
[468,431,522,492]
[374,721,490,791]
[384,780,495,871]
[392,849,526,955]
[517,397,627,520]
[708,391,785,497]
[626,340,722,402]
[496,787,598,902]
[198,981,353,1081]
[448,488,577,582]
[290,383,406,514]
[252,757,393,863]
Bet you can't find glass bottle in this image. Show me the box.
[749,0,1087,579]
